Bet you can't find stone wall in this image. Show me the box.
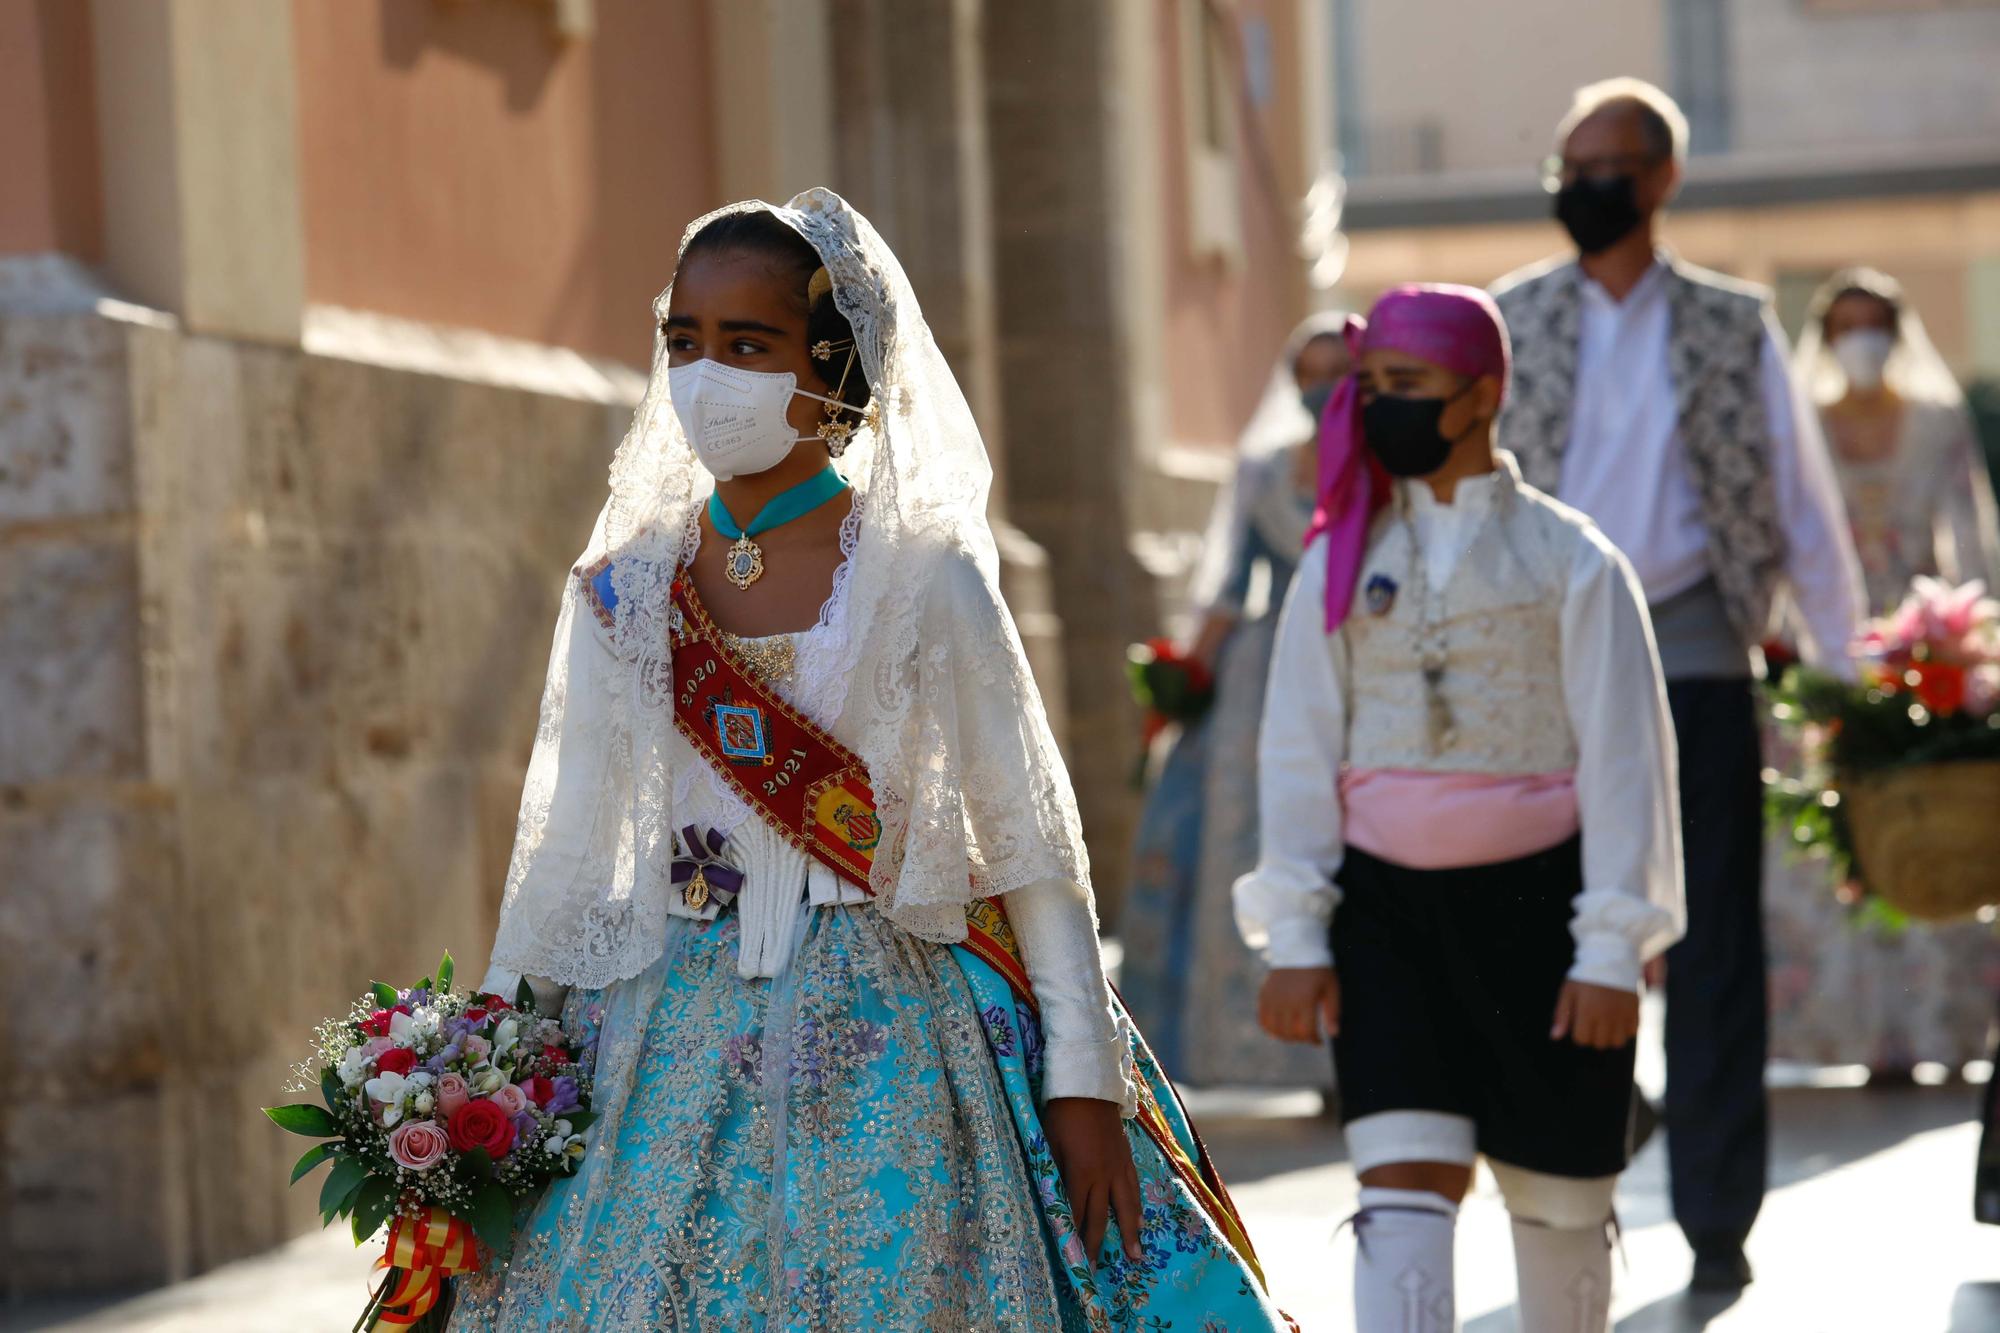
[0,261,629,1293]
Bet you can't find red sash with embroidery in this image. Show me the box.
[667,573,1267,1290]
[667,575,1034,999]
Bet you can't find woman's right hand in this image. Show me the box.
[1258,967,1339,1044]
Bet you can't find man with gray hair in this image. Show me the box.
[1493,77,1863,1295]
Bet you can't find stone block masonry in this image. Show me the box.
[0,270,629,1294]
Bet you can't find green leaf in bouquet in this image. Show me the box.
[456,1147,494,1183]
[290,1142,338,1186]
[437,951,456,993]
[515,976,536,1014]
[371,981,401,1009]
[320,1067,345,1114]
[464,1182,516,1263]
[561,1111,598,1134]
[349,1176,398,1246]
[319,1155,370,1221]
[265,1103,340,1138]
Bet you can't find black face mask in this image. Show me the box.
[1299,382,1335,422]
[1362,383,1475,478]
[1554,175,1644,255]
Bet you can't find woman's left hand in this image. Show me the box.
[1044,1096,1145,1265]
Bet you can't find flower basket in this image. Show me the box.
[1766,578,2000,917]
[1841,760,2000,921]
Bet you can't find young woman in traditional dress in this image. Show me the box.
[1121,314,1352,1091]
[449,190,1287,1332]
[1764,269,2000,1081]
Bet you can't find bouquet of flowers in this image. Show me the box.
[1126,637,1218,785]
[265,952,594,1330]
[1767,577,2000,919]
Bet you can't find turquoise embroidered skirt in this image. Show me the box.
[448,905,1288,1332]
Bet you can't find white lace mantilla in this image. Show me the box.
[488,189,1091,989]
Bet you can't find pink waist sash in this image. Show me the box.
[1339,768,1579,870]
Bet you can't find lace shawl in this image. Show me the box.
[488,189,1090,987]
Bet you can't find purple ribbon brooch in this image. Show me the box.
[671,825,743,912]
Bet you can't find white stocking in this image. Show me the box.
[1509,1217,1611,1333]
[1352,1186,1458,1333]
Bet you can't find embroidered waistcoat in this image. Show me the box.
[1342,469,1580,775]
[1493,255,1786,644]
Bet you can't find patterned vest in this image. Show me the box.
[1493,256,1786,644]
[1343,460,1581,775]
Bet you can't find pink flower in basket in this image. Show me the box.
[1857,578,2000,674]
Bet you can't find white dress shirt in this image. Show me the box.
[1233,465,1685,992]
[1559,262,1863,665]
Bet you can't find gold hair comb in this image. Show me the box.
[807,266,834,306]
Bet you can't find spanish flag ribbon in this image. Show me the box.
[369,1204,480,1328]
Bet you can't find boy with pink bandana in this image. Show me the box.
[1235,285,1684,1332]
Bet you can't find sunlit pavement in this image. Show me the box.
[1195,1076,2000,1332]
[14,1065,2000,1332]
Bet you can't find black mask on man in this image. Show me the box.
[1362,383,1475,478]
[1554,175,1644,255]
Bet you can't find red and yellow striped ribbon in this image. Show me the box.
[369,1204,481,1328]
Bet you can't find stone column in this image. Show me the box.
[88,0,305,344]
[984,0,1163,920]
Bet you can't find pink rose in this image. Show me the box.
[490,1082,531,1117]
[389,1120,450,1173]
[436,1073,471,1119]
[462,1035,491,1061]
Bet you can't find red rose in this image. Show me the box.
[524,1075,557,1109]
[447,1099,517,1158]
[360,1010,395,1038]
[375,1047,418,1077]
[481,994,512,1012]
[463,1006,488,1024]
[542,1047,568,1069]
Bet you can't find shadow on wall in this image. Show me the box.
[376,0,563,112]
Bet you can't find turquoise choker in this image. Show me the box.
[708,467,851,590]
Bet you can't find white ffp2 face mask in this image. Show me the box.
[668,359,809,481]
[1831,329,1895,392]
[668,358,863,481]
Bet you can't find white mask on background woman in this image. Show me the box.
[1831,329,1895,392]
[668,359,852,480]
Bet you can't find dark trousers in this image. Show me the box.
[1663,678,1769,1249]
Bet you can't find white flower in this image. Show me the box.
[412,1091,436,1115]
[364,1071,414,1126]
[336,1046,372,1090]
[543,1129,586,1161]
[471,1065,507,1095]
[388,1010,418,1049]
[493,1017,521,1058]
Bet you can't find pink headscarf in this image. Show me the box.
[1306,284,1512,632]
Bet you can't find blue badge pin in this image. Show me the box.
[1363,573,1398,616]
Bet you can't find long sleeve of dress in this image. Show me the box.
[1189,454,1266,617]
[1232,537,1346,971]
[1006,876,1137,1113]
[1937,404,2000,593]
[1761,321,1867,670]
[1559,527,1687,993]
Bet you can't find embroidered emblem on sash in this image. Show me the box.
[1364,573,1399,616]
[712,702,770,764]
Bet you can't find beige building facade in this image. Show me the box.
[1,0,1323,1295]
[1330,0,2000,374]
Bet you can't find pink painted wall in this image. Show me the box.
[293,0,718,367]
[0,0,103,260]
[1157,0,1311,451]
